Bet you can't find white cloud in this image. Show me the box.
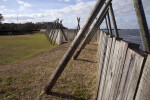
[64,0,70,2]
[17,0,31,7]
[58,0,70,2]
[3,1,96,27]
[111,0,150,29]
[75,0,82,3]
[16,0,31,11]
[0,5,5,8]
[2,0,150,29]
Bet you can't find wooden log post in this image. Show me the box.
[133,0,150,52]
[106,11,112,35]
[109,3,119,37]
[87,15,107,44]
[135,55,150,100]
[47,24,53,41]
[50,19,59,44]
[44,0,107,94]
[73,0,111,59]
[45,24,52,40]
[77,17,81,34]
[105,17,109,33]
[58,20,68,41]
[73,15,106,60]
[53,19,61,45]
[60,28,68,41]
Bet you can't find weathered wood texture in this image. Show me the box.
[97,31,149,100]
[101,35,116,100]
[117,49,145,100]
[97,31,108,88]
[46,29,100,45]
[135,55,150,100]
[133,0,150,52]
[97,35,112,100]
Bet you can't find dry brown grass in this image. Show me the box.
[0,42,98,100]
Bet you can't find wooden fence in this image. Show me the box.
[47,29,100,45]
[97,31,150,100]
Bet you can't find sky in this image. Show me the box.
[0,0,150,29]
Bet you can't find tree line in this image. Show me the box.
[0,13,66,35]
[0,22,54,31]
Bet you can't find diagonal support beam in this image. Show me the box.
[73,12,107,60]
[50,20,59,44]
[73,0,112,60]
[133,0,150,52]
[53,19,60,45]
[49,21,57,43]
[86,12,108,44]
[106,10,112,35]
[109,3,119,37]
[44,0,107,94]
[105,17,109,33]
[60,27,68,41]
[45,24,52,41]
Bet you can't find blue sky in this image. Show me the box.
[0,0,150,29]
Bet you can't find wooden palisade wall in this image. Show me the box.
[47,29,100,45]
[97,31,150,100]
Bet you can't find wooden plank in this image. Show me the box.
[101,36,116,100]
[135,55,150,100]
[120,49,145,100]
[60,28,68,41]
[97,32,108,87]
[108,40,128,100]
[97,31,103,84]
[97,35,113,100]
[116,48,135,100]
[97,31,103,86]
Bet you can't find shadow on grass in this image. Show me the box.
[75,58,97,63]
[49,92,85,100]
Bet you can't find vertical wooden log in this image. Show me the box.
[109,3,119,37]
[108,40,128,100]
[106,11,112,35]
[101,36,116,100]
[97,35,112,100]
[53,22,60,45]
[116,49,145,100]
[44,0,107,94]
[133,0,150,52]
[135,55,150,100]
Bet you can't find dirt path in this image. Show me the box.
[0,42,98,100]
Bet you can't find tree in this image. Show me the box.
[0,14,4,23]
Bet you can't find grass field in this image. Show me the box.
[0,34,97,100]
[0,33,56,65]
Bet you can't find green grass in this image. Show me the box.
[0,33,56,65]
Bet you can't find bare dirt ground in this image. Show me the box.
[0,42,98,100]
